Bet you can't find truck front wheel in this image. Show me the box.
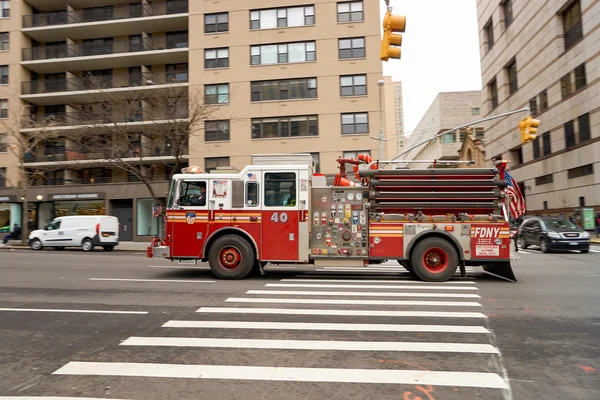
[208,235,255,280]
[411,238,458,282]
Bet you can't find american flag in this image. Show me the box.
[504,171,526,219]
[247,173,257,181]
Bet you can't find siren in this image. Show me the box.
[181,166,203,174]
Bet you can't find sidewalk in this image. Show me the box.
[0,241,149,251]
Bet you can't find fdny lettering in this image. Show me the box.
[472,227,501,238]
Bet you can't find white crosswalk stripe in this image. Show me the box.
[47,273,511,398]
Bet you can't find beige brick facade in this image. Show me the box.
[477,0,599,213]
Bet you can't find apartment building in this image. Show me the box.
[401,91,485,166]
[477,0,599,213]
[383,76,404,159]
[0,0,384,241]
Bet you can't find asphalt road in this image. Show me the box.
[0,247,598,400]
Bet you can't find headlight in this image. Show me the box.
[547,231,560,238]
[582,231,590,238]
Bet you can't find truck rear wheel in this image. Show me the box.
[397,260,414,273]
[411,238,458,282]
[208,235,255,280]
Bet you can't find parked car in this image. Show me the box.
[517,216,590,253]
[29,216,119,252]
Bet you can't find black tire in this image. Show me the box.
[581,249,589,254]
[517,235,528,249]
[54,246,65,251]
[103,246,114,252]
[410,237,458,282]
[397,259,414,273]
[30,239,43,251]
[540,238,550,253]
[208,235,255,279]
[81,238,94,252]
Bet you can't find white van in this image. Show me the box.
[29,216,119,252]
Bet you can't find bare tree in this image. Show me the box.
[65,83,216,206]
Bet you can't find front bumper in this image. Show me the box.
[548,239,589,250]
[147,245,171,258]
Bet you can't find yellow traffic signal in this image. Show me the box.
[380,11,406,61]
[519,116,541,143]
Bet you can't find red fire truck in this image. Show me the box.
[147,153,518,282]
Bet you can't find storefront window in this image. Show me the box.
[54,200,106,217]
[137,198,165,237]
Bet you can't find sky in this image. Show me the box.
[380,0,483,136]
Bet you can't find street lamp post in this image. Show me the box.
[371,79,387,160]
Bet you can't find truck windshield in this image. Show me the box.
[166,179,177,209]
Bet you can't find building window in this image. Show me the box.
[205,120,230,142]
[539,89,548,112]
[579,196,586,207]
[484,18,494,51]
[471,107,480,116]
[543,200,548,210]
[205,157,230,173]
[441,132,456,144]
[0,133,6,152]
[251,41,316,65]
[535,174,553,186]
[341,112,368,134]
[563,0,582,50]
[0,32,7,51]
[252,115,318,139]
[0,99,7,118]
[564,119,575,148]
[251,78,317,102]
[510,147,523,165]
[574,63,587,90]
[578,113,590,142]
[488,78,498,109]
[506,59,518,95]
[568,164,593,179]
[340,74,367,96]
[459,128,467,142]
[338,37,365,59]
[204,48,229,69]
[541,131,551,156]
[204,84,229,105]
[343,150,369,172]
[0,1,8,18]
[561,72,572,98]
[166,63,188,82]
[0,167,5,187]
[250,5,314,30]
[502,0,513,28]
[529,97,538,116]
[337,1,364,22]
[532,137,541,159]
[205,12,228,33]
[0,65,7,85]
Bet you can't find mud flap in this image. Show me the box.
[482,262,517,282]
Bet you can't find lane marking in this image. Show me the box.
[121,336,499,354]
[0,308,147,315]
[281,279,477,285]
[89,278,215,283]
[53,362,508,389]
[266,283,478,290]
[227,297,481,307]
[293,274,476,281]
[197,307,487,318]
[162,320,491,333]
[148,265,209,269]
[247,290,481,298]
[0,397,133,400]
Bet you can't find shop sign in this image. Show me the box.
[50,193,105,200]
[0,195,18,202]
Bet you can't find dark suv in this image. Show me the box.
[517,217,590,253]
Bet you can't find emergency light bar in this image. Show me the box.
[181,166,204,174]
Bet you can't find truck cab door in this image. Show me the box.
[171,179,209,258]
[261,171,300,261]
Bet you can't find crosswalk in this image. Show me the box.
[37,272,513,399]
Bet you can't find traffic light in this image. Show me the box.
[380,11,406,61]
[519,116,540,143]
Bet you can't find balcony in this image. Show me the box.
[21,69,189,105]
[21,108,189,133]
[22,1,188,42]
[22,34,189,74]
